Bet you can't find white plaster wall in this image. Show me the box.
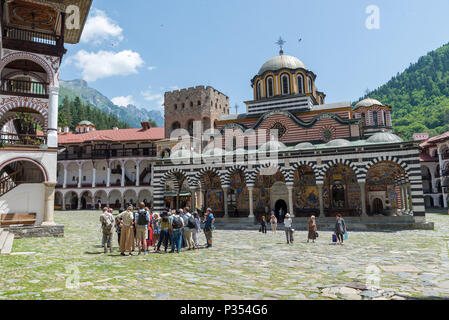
[0,150,57,182]
[82,162,93,184]
[66,163,79,185]
[125,160,137,182]
[96,160,108,185]
[0,183,45,226]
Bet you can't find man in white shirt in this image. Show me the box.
[284,213,294,244]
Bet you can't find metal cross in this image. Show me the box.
[276,37,286,52]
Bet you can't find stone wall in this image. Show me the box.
[6,224,64,239]
[164,86,230,138]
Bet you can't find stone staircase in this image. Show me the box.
[0,227,14,255]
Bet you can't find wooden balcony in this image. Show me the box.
[58,148,157,161]
[2,25,66,57]
[0,133,47,147]
[0,79,49,98]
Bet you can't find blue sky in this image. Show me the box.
[61,0,449,114]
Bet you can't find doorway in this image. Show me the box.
[373,198,383,215]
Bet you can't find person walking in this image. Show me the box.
[170,210,184,253]
[156,211,171,253]
[307,215,318,243]
[117,206,135,256]
[270,214,277,234]
[260,215,267,234]
[134,202,150,255]
[335,214,347,245]
[203,208,215,248]
[192,212,201,249]
[279,207,285,224]
[284,213,294,244]
[100,207,114,253]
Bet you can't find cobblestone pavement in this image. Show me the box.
[1,210,448,300]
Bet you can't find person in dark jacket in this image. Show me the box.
[260,215,267,234]
[335,214,347,245]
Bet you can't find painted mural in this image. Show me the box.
[203,172,223,213]
[254,170,285,212]
[324,164,360,215]
[229,170,249,213]
[293,166,319,211]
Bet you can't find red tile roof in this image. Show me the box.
[420,131,449,148]
[58,127,165,144]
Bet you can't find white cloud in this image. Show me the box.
[141,86,164,110]
[81,9,123,44]
[68,50,144,82]
[111,95,135,107]
[147,66,157,71]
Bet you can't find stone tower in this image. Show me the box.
[164,86,230,138]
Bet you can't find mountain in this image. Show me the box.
[59,80,164,128]
[356,42,449,140]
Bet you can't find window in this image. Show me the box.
[266,76,274,97]
[174,104,178,110]
[198,100,201,106]
[307,76,313,93]
[281,74,290,95]
[297,74,304,94]
[383,111,387,126]
[256,80,262,99]
[373,111,378,125]
[190,101,193,107]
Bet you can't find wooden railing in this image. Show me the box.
[0,79,49,98]
[2,25,61,47]
[0,133,47,147]
[58,148,157,160]
[0,170,20,197]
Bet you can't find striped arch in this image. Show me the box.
[223,165,249,188]
[0,51,56,86]
[291,161,318,174]
[317,159,362,183]
[360,156,410,183]
[193,167,224,189]
[159,168,191,191]
[248,164,287,186]
[0,98,49,129]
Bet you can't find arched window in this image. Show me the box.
[256,80,262,99]
[266,76,274,97]
[171,121,181,132]
[307,76,313,93]
[383,111,387,126]
[281,74,290,95]
[297,74,304,94]
[373,111,378,125]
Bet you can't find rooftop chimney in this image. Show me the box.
[141,122,151,131]
[64,126,70,133]
[57,127,62,133]
[112,127,119,131]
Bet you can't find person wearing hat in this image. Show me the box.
[284,213,294,244]
[307,215,318,243]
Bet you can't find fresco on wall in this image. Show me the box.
[206,190,224,212]
[254,170,285,212]
[293,166,319,210]
[324,164,360,213]
[229,171,249,212]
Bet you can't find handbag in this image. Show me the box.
[315,232,319,238]
[332,233,337,243]
[344,232,348,240]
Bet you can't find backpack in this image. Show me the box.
[187,216,196,229]
[136,210,148,226]
[172,216,182,229]
[102,214,113,233]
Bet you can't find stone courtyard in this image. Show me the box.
[1,210,449,300]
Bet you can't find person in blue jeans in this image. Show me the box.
[170,211,184,253]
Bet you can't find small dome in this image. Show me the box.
[78,120,95,126]
[354,98,384,109]
[325,139,351,147]
[367,132,403,144]
[295,142,315,149]
[258,141,287,152]
[259,54,307,75]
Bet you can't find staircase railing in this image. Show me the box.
[0,170,20,197]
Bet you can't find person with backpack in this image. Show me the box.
[117,206,135,256]
[100,207,114,253]
[134,203,150,255]
[203,208,215,248]
[170,210,184,253]
[156,211,171,253]
[335,214,347,245]
[183,209,195,250]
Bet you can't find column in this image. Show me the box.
[400,184,407,212]
[92,162,96,188]
[62,195,66,211]
[63,164,68,189]
[77,197,82,210]
[407,184,413,211]
[78,162,82,188]
[287,185,294,215]
[317,184,324,217]
[223,187,229,217]
[438,151,448,208]
[42,182,57,226]
[248,186,254,218]
[136,161,140,187]
[47,87,59,148]
[121,161,125,187]
[359,181,367,217]
[191,187,197,210]
[106,162,111,188]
